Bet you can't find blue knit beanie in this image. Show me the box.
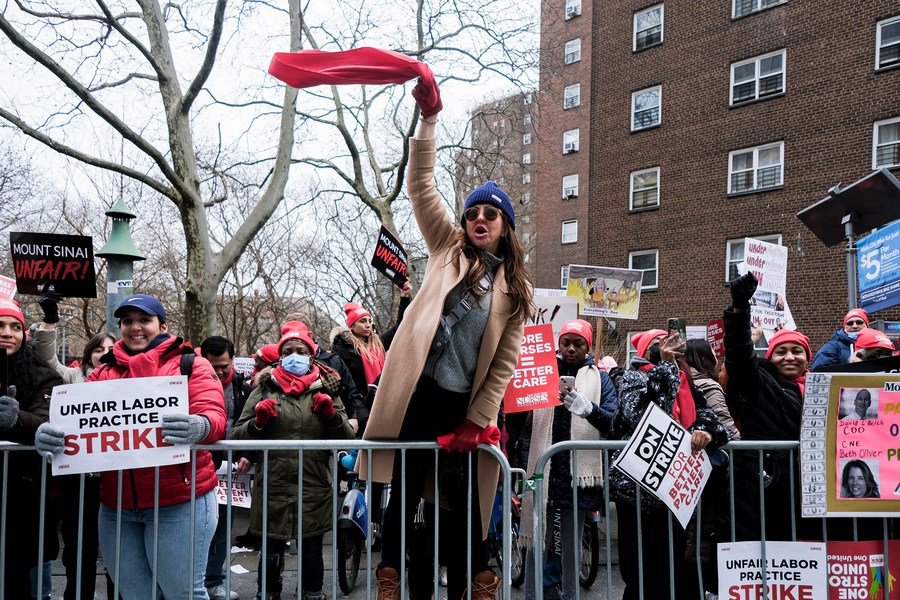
[461,181,515,230]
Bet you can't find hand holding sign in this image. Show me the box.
[161,413,210,445]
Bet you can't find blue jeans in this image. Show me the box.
[205,503,233,588]
[99,489,218,600]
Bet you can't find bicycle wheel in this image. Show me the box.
[337,528,362,594]
[579,520,599,588]
[510,525,526,588]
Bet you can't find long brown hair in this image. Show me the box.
[80,331,118,377]
[449,218,534,323]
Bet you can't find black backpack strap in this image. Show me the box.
[180,352,195,378]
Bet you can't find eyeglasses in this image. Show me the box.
[463,206,501,222]
[846,320,866,326]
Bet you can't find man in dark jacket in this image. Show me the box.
[810,308,869,370]
[200,335,253,600]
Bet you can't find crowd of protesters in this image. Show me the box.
[2,80,898,600]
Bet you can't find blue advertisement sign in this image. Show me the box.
[858,219,900,313]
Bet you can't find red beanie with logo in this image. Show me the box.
[0,299,25,330]
[278,324,317,355]
[558,319,594,351]
[631,329,668,360]
[854,328,894,351]
[256,344,280,364]
[344,302,371,328]
[843,308,869,327]
[765,329,811,361]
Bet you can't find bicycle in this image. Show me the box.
[487,470,527,588]
[579,511,601,589]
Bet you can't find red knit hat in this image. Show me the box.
[843,308,869,327]
[0,299,25,330]
[256,344,280,364]
[765,329,811,360]
[281,320,307,335]
[854,328,894,351]
[631,329,668,360]
[558,319,594,351]
[278,324,318,355]
[344,302,371,328]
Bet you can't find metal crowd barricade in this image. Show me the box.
[529,439,893,600]
[0,439,517,600]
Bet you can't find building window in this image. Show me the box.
[873,117,900,169]
[561,266,570,289]
[631,86,661,131]
[562,220,578,244]
[728,141,784,194]
[524,115,532,125]
[877,17,900,70]
[564,38,582,64]
[523,133,532,145]
[633,4,663,51]
[731,50,785,104]
[733,0,786,19]
[629,249,658,290]
[726,235,782,282]
[523,93,533,105]
[563,129,580,154]
[630,167,660,210]
[521,193,531,204]
[562,174,579,199]
[565,0,582,20]
[523,153,532,165]
[564,84,581,110]
[523,172,531,184]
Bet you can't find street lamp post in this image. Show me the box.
[96,198,145,334]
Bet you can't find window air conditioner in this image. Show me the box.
[563,188,577,199]
[565,5,581,19]
[563,143,577,154]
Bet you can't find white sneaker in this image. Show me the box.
[208,584,240,600]
[439,565,448,587]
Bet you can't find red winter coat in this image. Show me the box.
[87,335,226,509]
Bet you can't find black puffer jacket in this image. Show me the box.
[723,304,803,541]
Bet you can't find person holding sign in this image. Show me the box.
[34,294,226,600]
[232,324,354,600]
[608,329,726,600]
[724,273,811,541]
[358,78,532,600]
[0,299,63,599]
[521,319,618,600]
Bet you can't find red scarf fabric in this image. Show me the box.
[638,363,697,428]
[268,48,439,113]
[220,369,234,388]
[360,344,386,386]
[271,364,320,396]
[784,371,807,398]
[111,336,179,377]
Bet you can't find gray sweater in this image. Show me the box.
[423,251,503,393]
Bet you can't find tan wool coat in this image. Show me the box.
[358,136,526,537]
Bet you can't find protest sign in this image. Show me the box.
[0,275,15,300]
[530,288,580,351]
[566,264,643,320]
[739,237,788,333]
[858,218,900,313]
[49,376,190,475]
[611,403,711,528]
[9,232,97,297]
[718,541,827,600]
[827,540,900,600]
[706,319,725,358]
[799,372,900,518]
[232,357,255,379]
[370,224,409,287]
[215,463,253,508]
[502,324,560,413]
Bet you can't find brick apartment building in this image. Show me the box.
[547,0,899,360]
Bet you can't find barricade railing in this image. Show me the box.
[529,439,894,600]
[0,439,517,600]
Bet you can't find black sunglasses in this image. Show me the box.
[463,206,501,222]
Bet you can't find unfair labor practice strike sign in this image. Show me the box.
[9,232,97,298]
[48,376,190,475]
[503,323,560,413]
[611,403,712,528]
[717,541,827,600]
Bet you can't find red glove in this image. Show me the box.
[254,399,279,428]
[412,76,442,119]
[312,392,336,420]
[437,419,500,453]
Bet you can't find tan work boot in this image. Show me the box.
[376,567,402,600]
[470,571,500,600]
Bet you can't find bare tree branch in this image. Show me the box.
[88,72,158,92]
[181,0,227,114]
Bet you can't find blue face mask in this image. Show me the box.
[281,353,310,376]
[847,332,859,340]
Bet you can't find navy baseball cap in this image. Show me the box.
[114,294,167,322]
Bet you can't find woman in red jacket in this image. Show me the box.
[36,294,226,600]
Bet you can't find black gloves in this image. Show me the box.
[39,292,63,324]
[730,272,758,309]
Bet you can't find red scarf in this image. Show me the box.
[360,345,386,386]
[111,336,179,378]
[220,369,234,388]
[638,363,697,428]
[784,371,807,398]
[271,364,320,396]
